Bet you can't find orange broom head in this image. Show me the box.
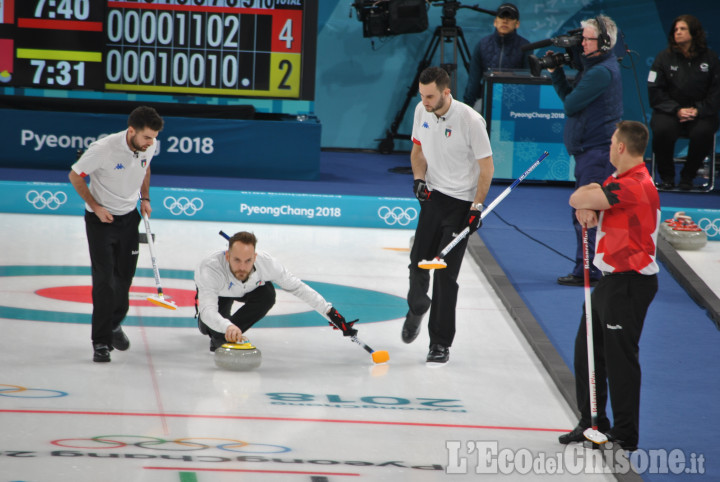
[418,258,447,270]
[147,295,178,310]
[583,428,608,444]
[371,350,390,364]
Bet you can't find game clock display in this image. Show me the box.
[2,0,316,100]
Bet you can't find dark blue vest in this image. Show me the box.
[564,54,623,155]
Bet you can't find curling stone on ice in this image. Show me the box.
[659,211,707,251]
[214,342,262,371]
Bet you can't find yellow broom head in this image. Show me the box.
[371,350,390,364]
[147,295,177,310]
[418,258,447,270]
[583,428,608,445]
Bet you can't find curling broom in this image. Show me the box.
[418,151,549,269]
[581,225,608,446]
[142,213,177,310]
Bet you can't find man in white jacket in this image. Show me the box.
[195,231,356,351]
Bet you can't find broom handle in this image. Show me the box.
[142,213,164,295]
[437,151,549,259]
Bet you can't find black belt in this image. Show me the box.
[602,271,636,276]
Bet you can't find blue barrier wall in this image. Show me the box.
[0,109,321,180]
[11,181,419,230]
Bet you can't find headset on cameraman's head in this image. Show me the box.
[595,15,612,53]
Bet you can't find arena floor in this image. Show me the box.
[0,213,622,481]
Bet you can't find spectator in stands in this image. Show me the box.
[648,14,720,190]
[463,3,530,111]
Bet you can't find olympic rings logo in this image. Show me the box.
[0,384,68,398]
[377,206,418,226]
[697,217,720,238]
[25,190,68,210]
[163,196,204,216]
[52,436,291,454]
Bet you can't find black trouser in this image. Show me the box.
[651,112,719,183]
[84,209,140,346]
[573,272,657,444]
[408,191,470,348]
[199,283,276,345]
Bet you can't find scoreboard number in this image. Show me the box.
[8,1,316,101]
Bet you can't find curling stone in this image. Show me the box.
[214,342,262,371]
[660,211,707,251]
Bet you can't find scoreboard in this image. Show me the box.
[0,0,317,101]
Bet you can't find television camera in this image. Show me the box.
[351,0,429,38]
[521,28,584,76]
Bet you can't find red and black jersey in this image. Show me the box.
[594,164,660,274]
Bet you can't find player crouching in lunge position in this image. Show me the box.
[194,231,356,351]
[559,121,659,451]
[402,66,494,365]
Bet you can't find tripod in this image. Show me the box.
[378,1,495,155]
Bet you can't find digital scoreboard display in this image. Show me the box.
[0,0,316,101]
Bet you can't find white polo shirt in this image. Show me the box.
[195,250,333,334]
[411,96,492,201]
[71,129,156,216]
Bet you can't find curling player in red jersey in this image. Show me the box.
[559,120,660,452]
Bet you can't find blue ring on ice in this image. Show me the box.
[0,265,406,328]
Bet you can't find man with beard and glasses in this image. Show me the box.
[194,231,356,352]
[402,66,494,365]
[69,105,164,363]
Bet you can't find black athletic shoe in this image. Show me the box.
[557,274,598,287]
[426,344,449,364]
[401,311,423,344]
[558,425,587,444]
[111,327,130,351]
[93,343,111,363]
[605,430,638,452]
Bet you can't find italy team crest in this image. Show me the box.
[444,128,452,138]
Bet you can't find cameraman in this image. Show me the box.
[546,15,622,286]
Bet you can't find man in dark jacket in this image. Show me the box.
[648,14,720,190]
[463,3,529,110]
[548,15,623,285]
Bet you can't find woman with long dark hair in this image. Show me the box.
[648,14,720,190]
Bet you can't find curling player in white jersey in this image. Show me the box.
[195,231,357,351]
[69,106,164,363]
[403,66,495,365]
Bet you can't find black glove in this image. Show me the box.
[413,179,431,202]
[463,208,483,234]
[327,307,358,337]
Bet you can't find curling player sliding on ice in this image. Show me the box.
[194,231,358,352]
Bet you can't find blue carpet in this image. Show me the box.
[479,182,719,482]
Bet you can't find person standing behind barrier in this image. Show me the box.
[648,14,720,190]
[402,66,494,364]
[463,3,530,111]
[547,15,623,286]
[559,120,659,452]
[69,106,164,363]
